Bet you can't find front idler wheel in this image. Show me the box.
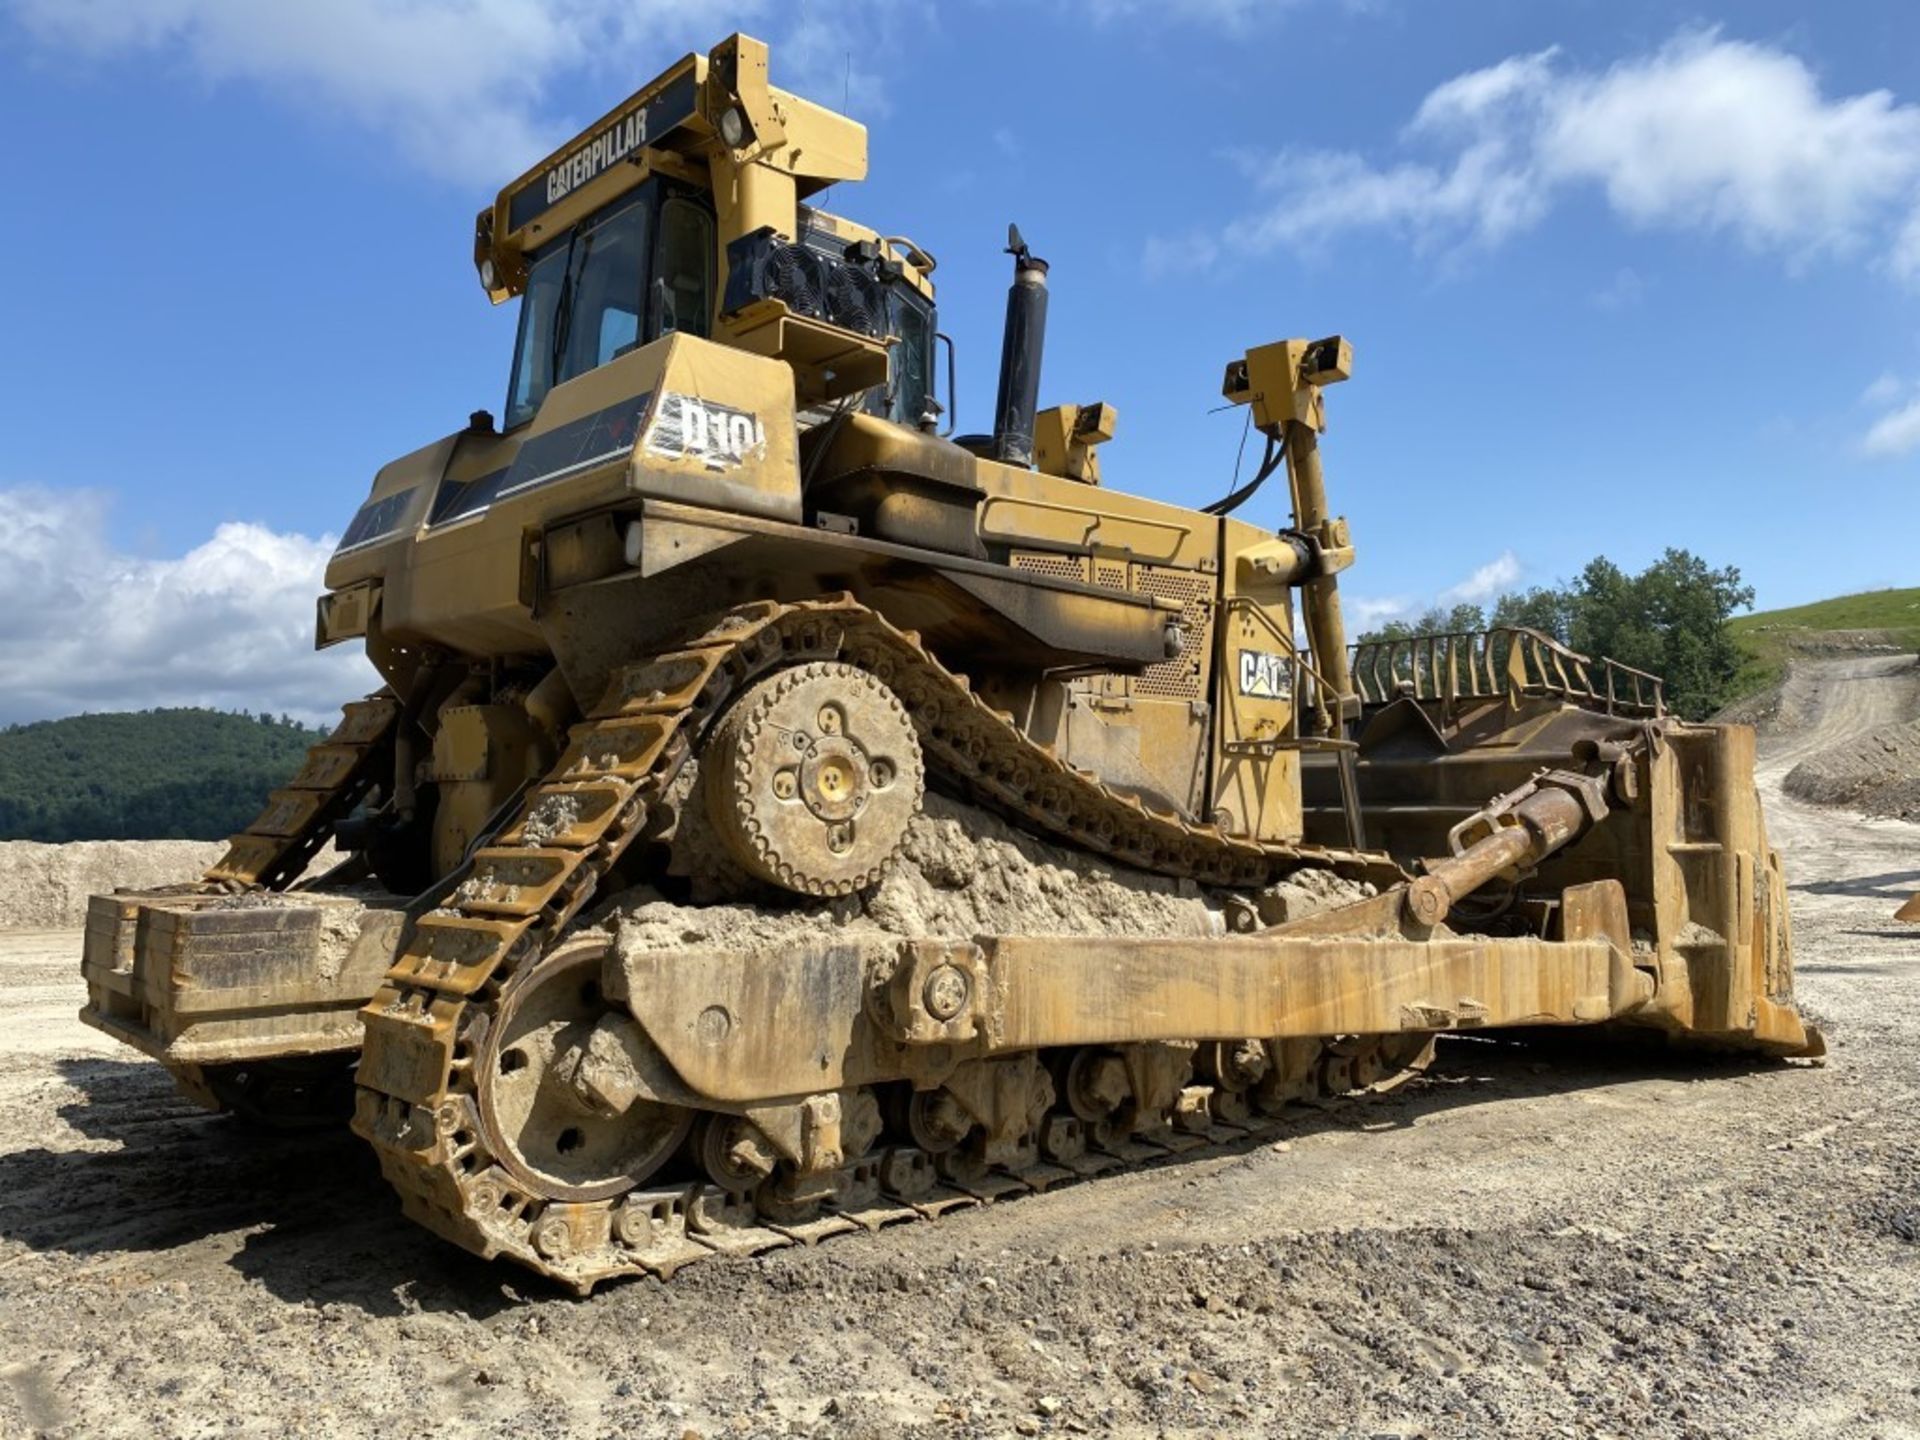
[474,937,693,1204]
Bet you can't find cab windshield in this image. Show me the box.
[504,185,714,429]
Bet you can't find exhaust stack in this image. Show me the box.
[990,224,1049,467]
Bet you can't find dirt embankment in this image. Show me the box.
[1735,654,1920,823]
[1757,627,1913,656]
[1785,718,1920,822]
[0,840,225,931]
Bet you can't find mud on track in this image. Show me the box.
[1,662,1918,1439]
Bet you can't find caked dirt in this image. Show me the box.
[1,664,1918,1439]
[597,792,1367,965]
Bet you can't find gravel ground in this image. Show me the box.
[1,660,1916,1439]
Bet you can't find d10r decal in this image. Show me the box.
[1237,649,1292,700]
[644,393,768,472]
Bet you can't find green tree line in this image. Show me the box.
[1358,548,1754,720]
[0,709,327,842]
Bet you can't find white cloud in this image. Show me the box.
[3,0,905,183]
[1860,379,1920,459]
[1410,47,1559,134]
[0,488,376,727]
[1438,550,1522,607]
[1347,553,1525,634]
[1201,29,1920,279]
[1343,593,1416,633]
[1592,266,1646,310]
[1861,373,1903,408]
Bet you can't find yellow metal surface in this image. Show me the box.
[1221,337,1346,432]
[477,33,871,312]
[1032,402,1116,484]
[1213,517,1302,842]
[613,915,1645,1101]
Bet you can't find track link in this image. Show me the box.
[347,595,1404,1289]
[582,1034,1430,1292]
[204,693,401,889]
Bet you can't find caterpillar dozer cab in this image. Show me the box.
[79,34,1820,1293]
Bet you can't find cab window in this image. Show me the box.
[653,196,715,339]
[504,195,651,428]
[888,291,934,427]
[555,198,650,374]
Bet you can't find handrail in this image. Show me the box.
[1345,626,1665,718]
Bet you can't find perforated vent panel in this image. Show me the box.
[1007,556,1214,701]
[1135,566,1215,700]
[1010,552,1088,585]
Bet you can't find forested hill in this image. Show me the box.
[0,709,328,842]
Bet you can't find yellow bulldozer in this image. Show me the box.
[79,35,1819,1293]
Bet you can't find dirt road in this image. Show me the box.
[2,664,1917,1439]
[1775,653,1920,824]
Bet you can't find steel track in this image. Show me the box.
[215,595,1404,1290]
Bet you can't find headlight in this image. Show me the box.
[479,257,497,291]
[718,106,747,149]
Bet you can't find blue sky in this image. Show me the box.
[1,0,1917,723]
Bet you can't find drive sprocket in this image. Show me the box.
[702,660,924,896]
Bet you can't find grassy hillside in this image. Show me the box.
[1727,586,1920,700]
[0,709,327,842]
